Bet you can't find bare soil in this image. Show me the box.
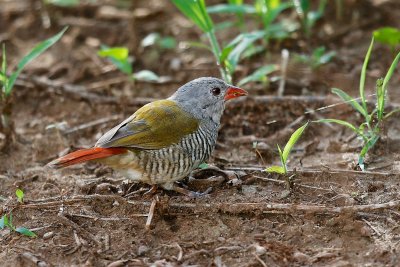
[1,0,400,266]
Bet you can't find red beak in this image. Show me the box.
[224,86,248,101]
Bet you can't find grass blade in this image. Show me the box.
[316,119,364,139]
[1,44,7,93]
[282,122,308,164]
[0,215,8,229]
[237,64,277,86]
[226,31,265,74]
[16,227,37,238]
[359,37,374,111]
[378,51,400,120]
[6,27,68,96]
[331,88,368,118]
[265,165,285,174]
[172,0,214,33]
[207,4,255,14]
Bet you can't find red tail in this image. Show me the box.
[47,147,127,169]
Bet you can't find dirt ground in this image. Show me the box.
[1,0,400,266]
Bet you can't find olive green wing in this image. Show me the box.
[95,100,199,150]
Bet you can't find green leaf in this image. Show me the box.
[282,122,308,164]
[207,4,255,14]
[98,47,129,61]
[383,107,400,119]
[8,34,62,94]
[238,64,277,86]
[376,78,385,121]
[159,37,177,50]
[171,0,214,33]
[359,37,374,111]
[45,0,79,7]
[16,227,37,237]
[225,31,265,74]
[373,27,400,48]
[317,119,365,140]
[133,70,159,82]
[277,144,287,174]
[359,135,379,171]
[1,44,7,93]
[265,165,286,174]
[7,27,67,96]
[7,212,15,231]
[378,51,400,120]
[15,188,24,203]
[261,2,293,29]
[0,214,8,229]
[98,46,132,75]
[331,88,368,118]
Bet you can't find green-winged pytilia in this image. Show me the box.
[48,77,248,196]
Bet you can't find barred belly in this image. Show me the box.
[105,126,217,189]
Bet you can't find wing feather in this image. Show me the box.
[95,100,199,150]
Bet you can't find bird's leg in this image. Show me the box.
[170,184,212,198]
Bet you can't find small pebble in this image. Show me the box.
[138,245,149,256]
[43,231,54,239]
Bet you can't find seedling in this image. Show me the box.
[0,213,37,238]
[15,189,24,203]
[294,46,336,69]
[293,0,327,38]
[173,0,277,85]
[373,27,400,54]
[172,0,231,82]
[266,122,308,175]
[255,0,294,42]
[97,46,159,82]
[317,37,400,170]
[0,27,67,149]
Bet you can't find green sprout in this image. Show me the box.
[97,46,159,82]
[0,213,37,238]
[266,122,308,175]
[294,46,336,69]
[292,0,327,38]
[173,0,278,85]
[0,27,67,149]
[373,27,400,54]
[317,37,400,170]
[15,189,24,203]
[172,0,231,82]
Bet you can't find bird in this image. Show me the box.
[48,77,248,196]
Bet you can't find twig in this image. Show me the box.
[57,213,102,246]
[277,49,289,97]
[14,194,400,217]
[253,175,332,192]
[19,252,48,267]
[225,166,394,177]
[254,253,268,267]
[68,213,147,220]
[145,196,158,230]
[362,218,382,237]
[62,115,122,135]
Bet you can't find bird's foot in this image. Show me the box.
[171,184,212,198]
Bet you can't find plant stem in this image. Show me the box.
[206,31,232,83]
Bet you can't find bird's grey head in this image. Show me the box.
[169,77,247,125]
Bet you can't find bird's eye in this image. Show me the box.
[211,87,221,96]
